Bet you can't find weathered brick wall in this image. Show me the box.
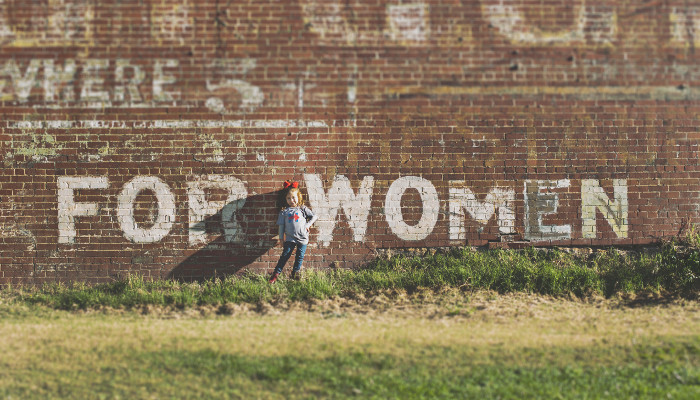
[1,1,699,283]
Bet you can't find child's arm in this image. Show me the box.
[278,225,285,242]
[305,214,318,231]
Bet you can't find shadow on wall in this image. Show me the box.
[168,190,287,281]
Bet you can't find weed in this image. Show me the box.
[5,245,698,310]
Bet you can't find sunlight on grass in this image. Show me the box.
[0,300,698,399]
[6,243,697,311]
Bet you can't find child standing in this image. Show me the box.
[269,181,318,283]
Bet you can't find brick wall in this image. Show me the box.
[1,1,699,283]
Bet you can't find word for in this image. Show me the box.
[58,174,628,246]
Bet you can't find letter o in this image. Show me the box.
[384,176,439,241]
[117,176,176,243]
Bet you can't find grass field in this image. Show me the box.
[1,244,698,398]
[1,291,698,399]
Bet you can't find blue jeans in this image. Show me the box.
[273,241,307,275]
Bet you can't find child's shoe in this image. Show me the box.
[290,270,301,281]
[268,272,279,284]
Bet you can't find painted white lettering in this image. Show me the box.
[114,59,145,104]
[305,174,374,247]
[671,7,700,47]
[581,179,628,238]
[153,59,180,102]
[80,59,110,105]
[524,179,571,241]
[3,59,41,102]
[385,176,439,241]
[205,59,264,112]
[300,1,355,43]
[187,175,247,246]
[482,0,615,44]
[151,0,192,44]
[0,10,12,41]
[387,4,428,42]
[301,1,431,45]
[117,176,176,243]
[449,182,515,240]
[43,59,76,102]
[57,176,109,244]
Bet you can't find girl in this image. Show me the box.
[269,181,318,283]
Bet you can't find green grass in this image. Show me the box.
[2,333,697,399]
[121,346,700,399]
[24,350,698,399]
[1,260,698,400]
[3,241,699,311]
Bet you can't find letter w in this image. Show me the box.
[304,174,374,247]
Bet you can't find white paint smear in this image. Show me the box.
[482,0,616,44]
[387,4,428,42]
[671,7,700,46]
[7,120,328,129]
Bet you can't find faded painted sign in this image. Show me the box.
[57,174,631,246]
[0,58,264,112]
[481,0,616,45]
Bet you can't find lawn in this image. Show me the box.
[0,292,698,399]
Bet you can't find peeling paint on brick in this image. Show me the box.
[117,176,176,244]
[449,183,515,240]
[1,0,699,283]
[385,176,439,242]
[188,175,247,246]
[13,133,63,161]
[306,174,375,247]
[524,180,572,241]
[582,179,628,239]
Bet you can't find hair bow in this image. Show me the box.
[283,180,299,189]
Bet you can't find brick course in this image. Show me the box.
[1,1,699,283]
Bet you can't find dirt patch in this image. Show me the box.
[80,289,699,322]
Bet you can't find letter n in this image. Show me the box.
[581,179,628,238]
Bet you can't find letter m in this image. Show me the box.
[449,182,515,240]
